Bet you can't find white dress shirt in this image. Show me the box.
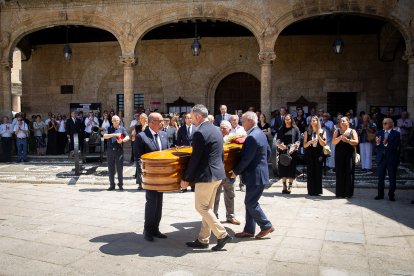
[230,125,247,136]
[0,123,13,137]
[84,117,99,133]
[14,122,28,138]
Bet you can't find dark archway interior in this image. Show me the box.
[214,73,260,115]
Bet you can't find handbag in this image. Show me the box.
[323,145,331,155]
[278,128,297,167]
[279,153,292,166]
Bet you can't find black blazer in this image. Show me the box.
[376,129,400,166]
[134,127,169,175]
[182,121,226,183]
[65,117,82,136]
[176,124,193,146]
[214,113,231,126]
[272,115,284,135]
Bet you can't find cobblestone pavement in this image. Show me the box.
[0,180,413,275]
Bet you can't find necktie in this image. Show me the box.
[154,134,159,150]
[73,118,76,124]
[384,131,389,139]
[187,126,191,136]
[222,115,225,121]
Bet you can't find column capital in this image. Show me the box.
[1,59,12,69]
[258,51,276,64]
[119,55,137,67]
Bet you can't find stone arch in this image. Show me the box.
[4,13,125,62]
[269,3,413,57]
[206,64,260,112]
[130,5,266,54]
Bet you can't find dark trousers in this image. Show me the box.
[57,132,67,154]
[1,137,12,162]
[377,158,398,197]
[144,190,163,235]
[107,148,124,187]
[244,184,272,234]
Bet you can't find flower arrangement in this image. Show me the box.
[223,133,247,144]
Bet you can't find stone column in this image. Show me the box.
[119,55,137,131]
[407,57,414,118]
[1,60,12,116]
[12,94,21,112]
[258,51,276,118]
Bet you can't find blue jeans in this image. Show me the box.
[244,184,272,234]
[16,138,28,162]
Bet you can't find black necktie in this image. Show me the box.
[154,133,160,150]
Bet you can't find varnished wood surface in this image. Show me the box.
[141,143,242,191]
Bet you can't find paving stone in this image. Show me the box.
[325,231,365,244]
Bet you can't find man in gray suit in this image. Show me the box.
[214,104,231,126]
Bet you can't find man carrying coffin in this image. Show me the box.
[135,112,169,242]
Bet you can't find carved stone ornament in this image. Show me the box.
[402,48,414,62]
[1,59,12,69]
[258,51,276,63]
[119,56,137,66]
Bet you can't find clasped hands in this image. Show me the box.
[375,136,387,145]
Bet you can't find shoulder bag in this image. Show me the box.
[278,128,295,167]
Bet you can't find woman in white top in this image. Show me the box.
[33,115,46,155]
[57,114,67,155]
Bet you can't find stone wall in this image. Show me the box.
[21,34,407,116]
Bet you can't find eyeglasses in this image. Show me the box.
[382,122,388,125]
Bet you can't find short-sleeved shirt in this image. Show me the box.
[106,126,128,150]
[33,121,46,137]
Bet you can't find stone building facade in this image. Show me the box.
[0,0,413,128]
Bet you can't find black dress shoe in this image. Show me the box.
[118,186,124,191]
[374,195,384,200]
[181,189,187,193]
[137,185,143,190]
[107,187,115,191]
[411,200,414,204]
[212,234,233,251]
[143,231,154,242]
[186,239,208,249]
[154,231,167,239]
[389,196,396,202]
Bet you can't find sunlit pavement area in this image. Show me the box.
[0,174,414,275]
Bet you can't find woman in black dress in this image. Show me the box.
[46,115,59,155]
[303,116,326,196]
[294,109,307,133]
[332,116,359,198]
[276,114,301,194]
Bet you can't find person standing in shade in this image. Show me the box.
[303,116,326,196]
[135,112,169,241]
[214,104,231,126]
[229,114,247,192]
[134,113,148,190]
[33,115,47,156]
[229,111,274,239]
[181,104,233,251]
[177,112,195,192]
[375,118,400,201]
[332,116,359,198]
[276,114,300,194]
[103,115,129,191]
[0,116,13,162]
[13,116,29,163]
[66,111,82,152]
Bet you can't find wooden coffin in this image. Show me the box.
[141,143,242,192]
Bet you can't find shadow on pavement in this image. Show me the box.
[90,221,248,257]
[263,190,337,200]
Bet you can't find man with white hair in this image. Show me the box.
[214,104,231,126]
[103,115,129,191]
[229,114,247,191]
[213,120,241,225]
[230,111,274,239]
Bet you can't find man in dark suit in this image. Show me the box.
[230,111,274,239]
[375,118,400,201]
[272,107,286,136]
[177,112,195,192]
[135,112,169,241]
[214,104,231,126]
[176,113,194,147]
[180,104,233,251]
[65,111,82,151]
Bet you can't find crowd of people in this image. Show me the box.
[1,103,414,250]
